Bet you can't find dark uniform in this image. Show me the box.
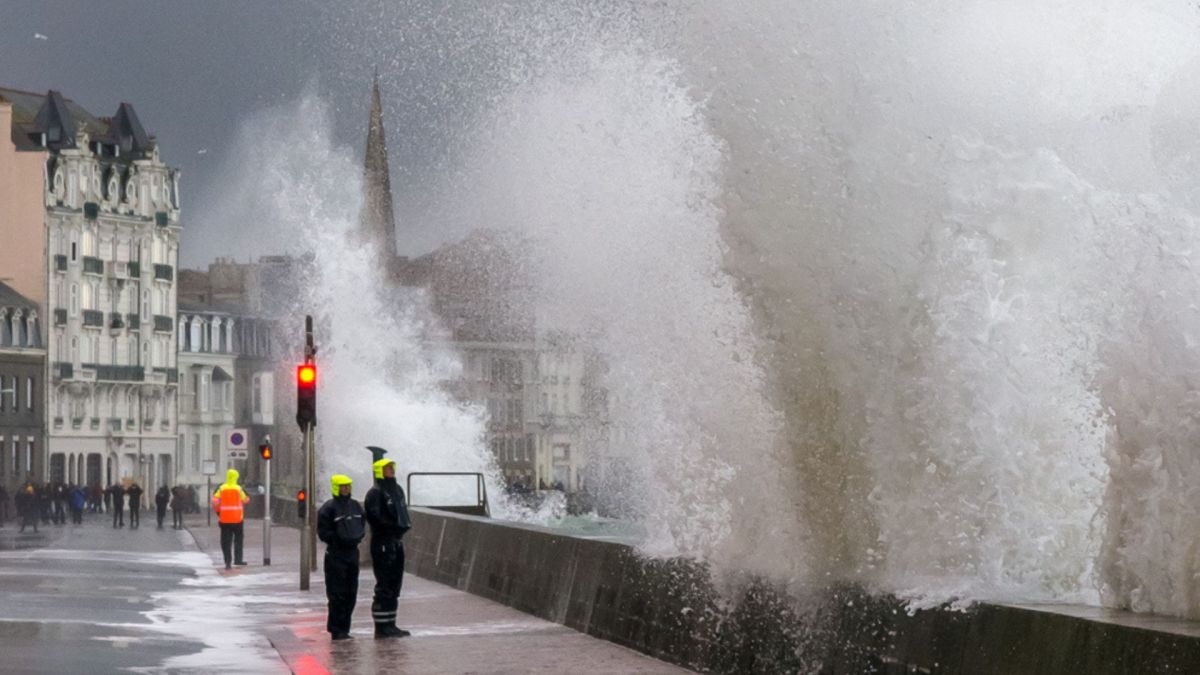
[108,483,125,528]
[364,458,412,638]
[126,483,144,529]
[317,475,365,640]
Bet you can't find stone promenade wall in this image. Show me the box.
[403,507,1200,674]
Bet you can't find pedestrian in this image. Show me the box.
[69,484,85,524]
[126,481,144,529]
[153,485,170,528]
[171,485,187,529]
[364,457,412,638]
[102,483,111,513]
[211,469,249,569]
[107,482,125,528]
[39,482,51,524]
[188,485,198,514]
[16,483,37,533]
[318,474,365,641]
[52,482,67,524]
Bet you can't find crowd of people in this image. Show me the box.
[0,480,207,533]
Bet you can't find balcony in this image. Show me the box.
[153,367,179,384]
[109,312,125,330]
[128,261,141,277]
[54,309,66,326]
[84,201,99,220]
[108,418,122,433]
[95,365,144,382]
[153,315,173,333]
[54,254,67,272]
[127,313,140,331]
[155,211,169,227]
[82,256,104,275]
[52,362,73,380]
[82,309,104,328]
[153,264,173,282]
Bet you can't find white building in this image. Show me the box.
[33,92,180,496]
[175,308,237,488]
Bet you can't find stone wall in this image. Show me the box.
[402,507,1200,674]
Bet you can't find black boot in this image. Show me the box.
[375,624,410,639]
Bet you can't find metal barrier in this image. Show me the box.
[406,472,490,518]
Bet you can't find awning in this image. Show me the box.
[212,366,233,382]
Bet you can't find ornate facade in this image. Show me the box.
[1,88,181,496]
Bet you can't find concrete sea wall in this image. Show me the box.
[402,507,1200,674]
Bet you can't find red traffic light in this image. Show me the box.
[298,364,316,385]
[296,489,306,519]
[297,363,317,429]
[296,489,305,502]
[259,444,272,460]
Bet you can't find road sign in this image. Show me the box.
[227,449,249,460]
[202,460,218,476]
[228,428,249,450]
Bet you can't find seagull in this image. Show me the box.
[197,148,208,155]
[33,33,48,40]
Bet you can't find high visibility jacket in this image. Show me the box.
[215,486,246,524]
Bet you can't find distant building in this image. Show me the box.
[360,80,595,491]
[174,258,294,492]
[0,283,45,494]
[0,87,180,496]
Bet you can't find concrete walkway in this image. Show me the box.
[183,514,689,674]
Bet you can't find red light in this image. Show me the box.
[297,489,305,502]
[259,444,272,460]
[298,365,316,385]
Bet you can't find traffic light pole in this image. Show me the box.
[262,436,272,567]
[298,315,318,591]
[300,424,311,591]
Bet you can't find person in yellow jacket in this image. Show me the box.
[211,468,250,569]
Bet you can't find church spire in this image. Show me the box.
[362,70,396,259]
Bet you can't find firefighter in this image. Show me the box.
[364,456,412,638]
[317,474,365,640]
[211,469,250,569]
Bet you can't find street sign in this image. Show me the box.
[227,449,249,460]
[228,428,249,450]
[202,460,218,476]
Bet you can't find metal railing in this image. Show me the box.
[153,315,173,332]
[82,310,103,327]
[153,264,173,282]
[82,256,104,275]
[406,472,491,517]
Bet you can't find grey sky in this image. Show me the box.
[0,0,559,267]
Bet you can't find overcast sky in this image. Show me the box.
[0,0,549,267]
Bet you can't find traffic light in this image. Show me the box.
[296,363,317,429]
[296,489,306,519]
[259,443,272,461]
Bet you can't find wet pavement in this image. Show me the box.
[0,512,688,674]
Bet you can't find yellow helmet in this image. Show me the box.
[330,474,353,495]
[373,458,396,480]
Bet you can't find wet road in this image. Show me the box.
[0,514,288,674]
[0,513,687,674]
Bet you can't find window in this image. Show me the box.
[70,284,78,316]
[24,439,31,474]
[0,375,5,412]
[25,378,33,412]
[201,373,210,411]
[192,374,200,412]
[252,375,262,414]
[191,434,200,470]
[70,241,77,261]
[10,437,16,475]
[211,434,220,461]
